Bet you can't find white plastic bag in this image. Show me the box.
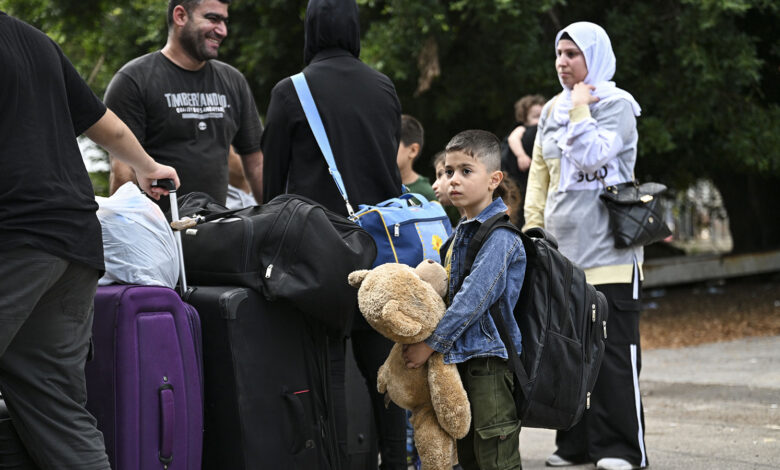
[97,182,180,288]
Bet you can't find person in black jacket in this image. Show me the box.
[261,0,402,213]
[261,1,405,468]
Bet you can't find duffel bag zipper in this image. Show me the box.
[265,202,302,279]
[389,216,449,237]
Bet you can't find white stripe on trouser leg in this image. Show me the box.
[630,344,647,467]
[632,257,639,300]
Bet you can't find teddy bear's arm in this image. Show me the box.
[427,353,472,439]
[347,269,370,287]
[377,361,388,394]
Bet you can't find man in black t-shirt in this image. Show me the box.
[0,12,179,470]
[106,0,264,210]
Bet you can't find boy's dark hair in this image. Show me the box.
[432,150,446,169]
[168,0,231,28]
[400,114,424,156]
[445,130,501,172]
[514,94,546,124]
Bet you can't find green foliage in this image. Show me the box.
[0,0,166,97]
[2,0,777,248]
[89,171,110,197]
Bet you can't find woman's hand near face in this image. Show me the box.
[571,82,599,107]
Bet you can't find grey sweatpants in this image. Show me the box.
[0,247,110,470]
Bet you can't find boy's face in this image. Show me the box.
[432,162,452,205]
[444,151,502,220]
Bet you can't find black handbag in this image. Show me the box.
[177,192,377,334]
[599,181,672,248]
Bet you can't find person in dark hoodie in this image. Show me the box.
[261,1,406,469]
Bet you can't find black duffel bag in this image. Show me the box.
[177,192,376,334]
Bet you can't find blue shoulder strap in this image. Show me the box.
[290,73,355,217]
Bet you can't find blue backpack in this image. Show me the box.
[291,72,452,266]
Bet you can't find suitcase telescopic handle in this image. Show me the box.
[151,178,176,191]
[152,179,188,295]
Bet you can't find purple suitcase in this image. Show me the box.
[85,285,203,470]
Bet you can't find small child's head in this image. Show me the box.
[514,94,546,126]
[494,173,523,227]
[443,130,503,219]
[396,114,424,173]
[431,151,451,206]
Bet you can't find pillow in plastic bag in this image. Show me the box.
[96,182,179,288]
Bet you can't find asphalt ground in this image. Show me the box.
[518,336,780,469]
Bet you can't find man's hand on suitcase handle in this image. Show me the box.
[151,178,177,192]
[136,164,179,200]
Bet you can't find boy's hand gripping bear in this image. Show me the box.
[348,260,471,470]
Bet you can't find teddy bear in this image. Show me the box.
[348,260,471,470]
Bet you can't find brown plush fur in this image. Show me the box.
[348,260,471,470]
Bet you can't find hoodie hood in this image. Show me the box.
[304,0,361,65]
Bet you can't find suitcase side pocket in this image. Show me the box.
[282,387,316,455]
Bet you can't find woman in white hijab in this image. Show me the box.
[524,22,648,470]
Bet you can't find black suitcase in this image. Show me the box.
[0,398,39,469]
[345,339,378,470]
[183,286,340,470]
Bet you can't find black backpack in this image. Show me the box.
[444,213,608,430]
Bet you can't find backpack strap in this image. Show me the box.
[457,213,534,396]
[455,213,521,293]
[290,73,356,218]
[439,234,455,265]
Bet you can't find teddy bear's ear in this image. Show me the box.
[348,270,370,287]
[383,301,423,337]
[415,259,448,298]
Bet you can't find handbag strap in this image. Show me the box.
[290,72,356,218]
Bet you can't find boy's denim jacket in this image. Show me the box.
[425,198,526,364]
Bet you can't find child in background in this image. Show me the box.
[502,94,546,229]
[432,150,465,227]
[397,115,437,201]
[495,174,523,228]
[506,94,546,175]
[404,130,526,470]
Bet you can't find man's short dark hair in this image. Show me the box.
[167,0,232,28]
[445,130,501,172]
[400,114,424,155]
